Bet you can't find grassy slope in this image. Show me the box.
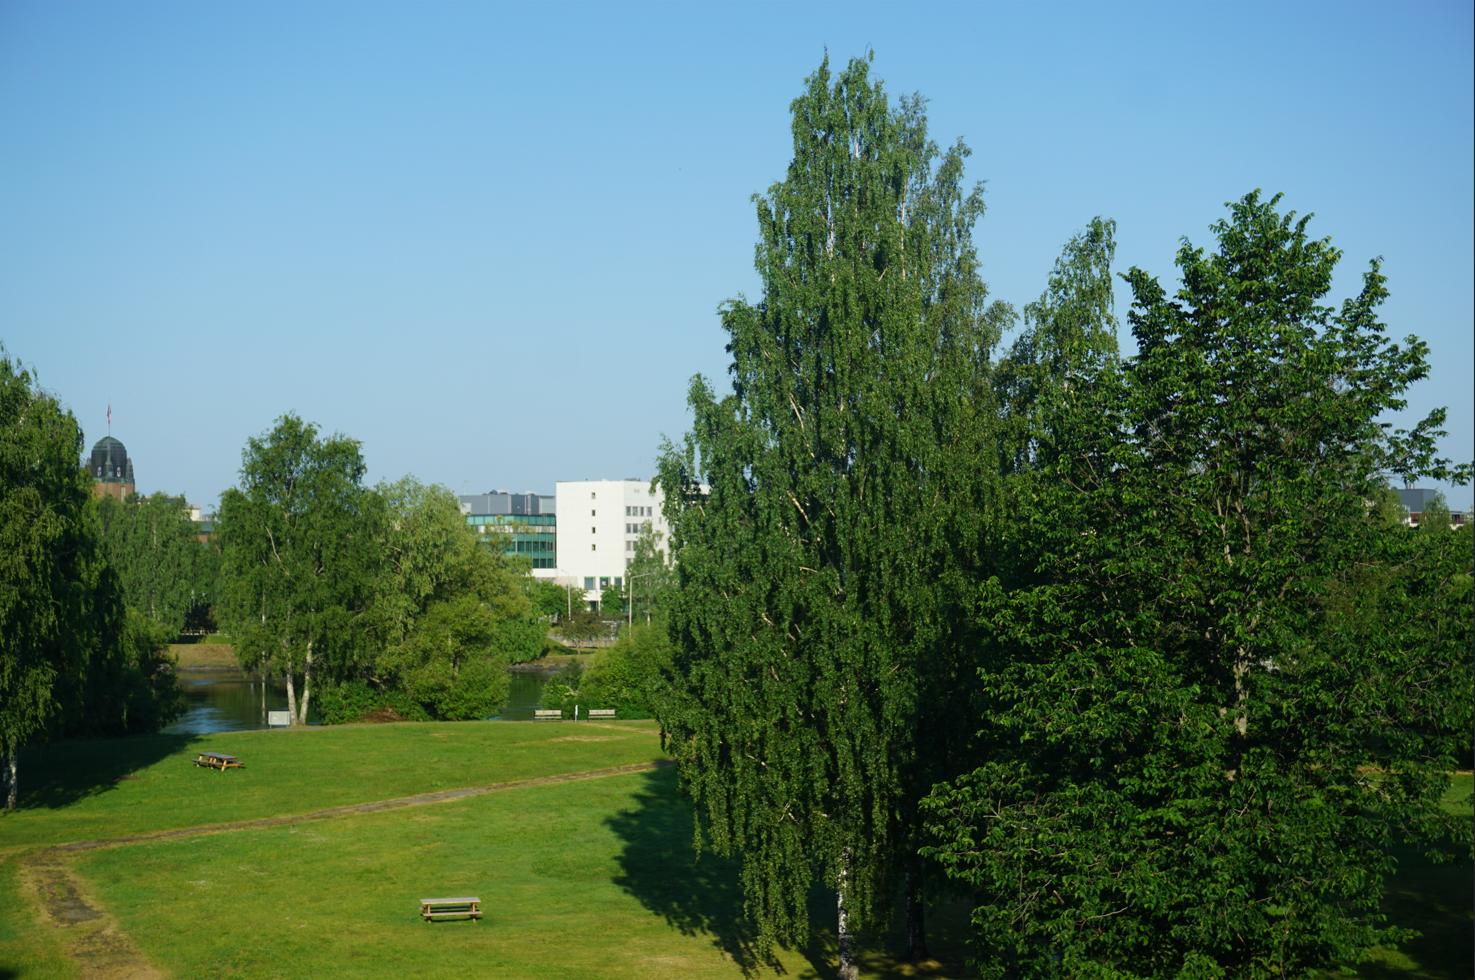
[2,721,663,849]
[2,729,1468,979]
[73,769,829,979]
[168,643,240,670]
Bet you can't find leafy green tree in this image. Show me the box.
[994,216,1118,473]
[624,523,674,626]
[0,355,180,808]
[54,596,184,741]
[95,491,216,636]
[657,55,1003,974]
[385,595,509,719]
[362,477,544,720]
[215,415,380,725]
[1416,491,1452,533]
[580,621,672,718]
[922,192,1472,977]
[525,578,571,622]
[537,659,585,717]
[600,581,627,619]
[0,355,95,808]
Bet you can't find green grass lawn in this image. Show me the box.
[70,768,826,978]
[1,720,664,850]
[1,727,1468,979]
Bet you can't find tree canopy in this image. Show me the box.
[0,354,95,807]
[656,54,1006,974]
[215,415,379,725]
[95,491,217,637]
[921,191,1472,977]
[1,353,181,809]
[365,477,544,720]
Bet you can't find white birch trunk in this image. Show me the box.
[837,853,858,980]
[299,640,313,726]
[4,748,16,812]
[285,671,299,726]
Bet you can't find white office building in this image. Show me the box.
[553,478,668,605]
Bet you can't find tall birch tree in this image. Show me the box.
[657,55,1003,976]
[216,415,377,725]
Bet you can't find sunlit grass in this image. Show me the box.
[2,733,1467,978]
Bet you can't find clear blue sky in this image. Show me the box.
[2,1,1470,509]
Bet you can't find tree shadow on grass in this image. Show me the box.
[1356,840,1474,980]
[16,732,197,811]
[605,764,792,976]
[605,766,972,979]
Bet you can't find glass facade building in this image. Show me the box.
[459,492,556,570]
[466,512,557,568]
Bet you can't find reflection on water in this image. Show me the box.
[162,670,294,735]
[164,667,554,732]
[499,670,552,721]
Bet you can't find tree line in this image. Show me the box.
[0,386,573,808]
[211,415,555,726]
[1,357,187,810]
[650,55,1472,978]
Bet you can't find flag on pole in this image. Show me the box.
[107,404,112,429]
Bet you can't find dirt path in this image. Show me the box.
[17,851,165,979]
[52,758,669,853]
[21,758,671,978]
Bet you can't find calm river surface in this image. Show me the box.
[162,668,553,734]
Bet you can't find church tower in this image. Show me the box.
[89,434,135,500]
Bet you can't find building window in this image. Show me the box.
[591,509,596,517]
[591,492,596,499]
[591,543,597,551]
[627,540,634,551]
[614,577,622,588]
[600,577,610,589]
[591,527,596,534]
[584,577,595,590]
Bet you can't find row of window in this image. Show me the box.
[624,522,652,535]
[467,514,555,526]
[583,576,623,590]
[625,505,653,517]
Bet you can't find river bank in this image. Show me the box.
[164,642,571,730]
[168,642,241,672]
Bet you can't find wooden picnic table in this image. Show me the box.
[193,752,244,772]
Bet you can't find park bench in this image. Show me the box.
[420,897,482,922]
[193,752,244,772]
[533,709,563,721]
[587,708,616,720]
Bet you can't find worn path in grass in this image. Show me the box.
[16,757,669,979]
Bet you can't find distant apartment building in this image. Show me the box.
[457,490,557,572]
[554,478,668,605]
[1396,488,1470,529]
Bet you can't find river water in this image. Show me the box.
[161,668,554,734]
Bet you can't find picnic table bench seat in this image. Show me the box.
[420,897,482,922]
